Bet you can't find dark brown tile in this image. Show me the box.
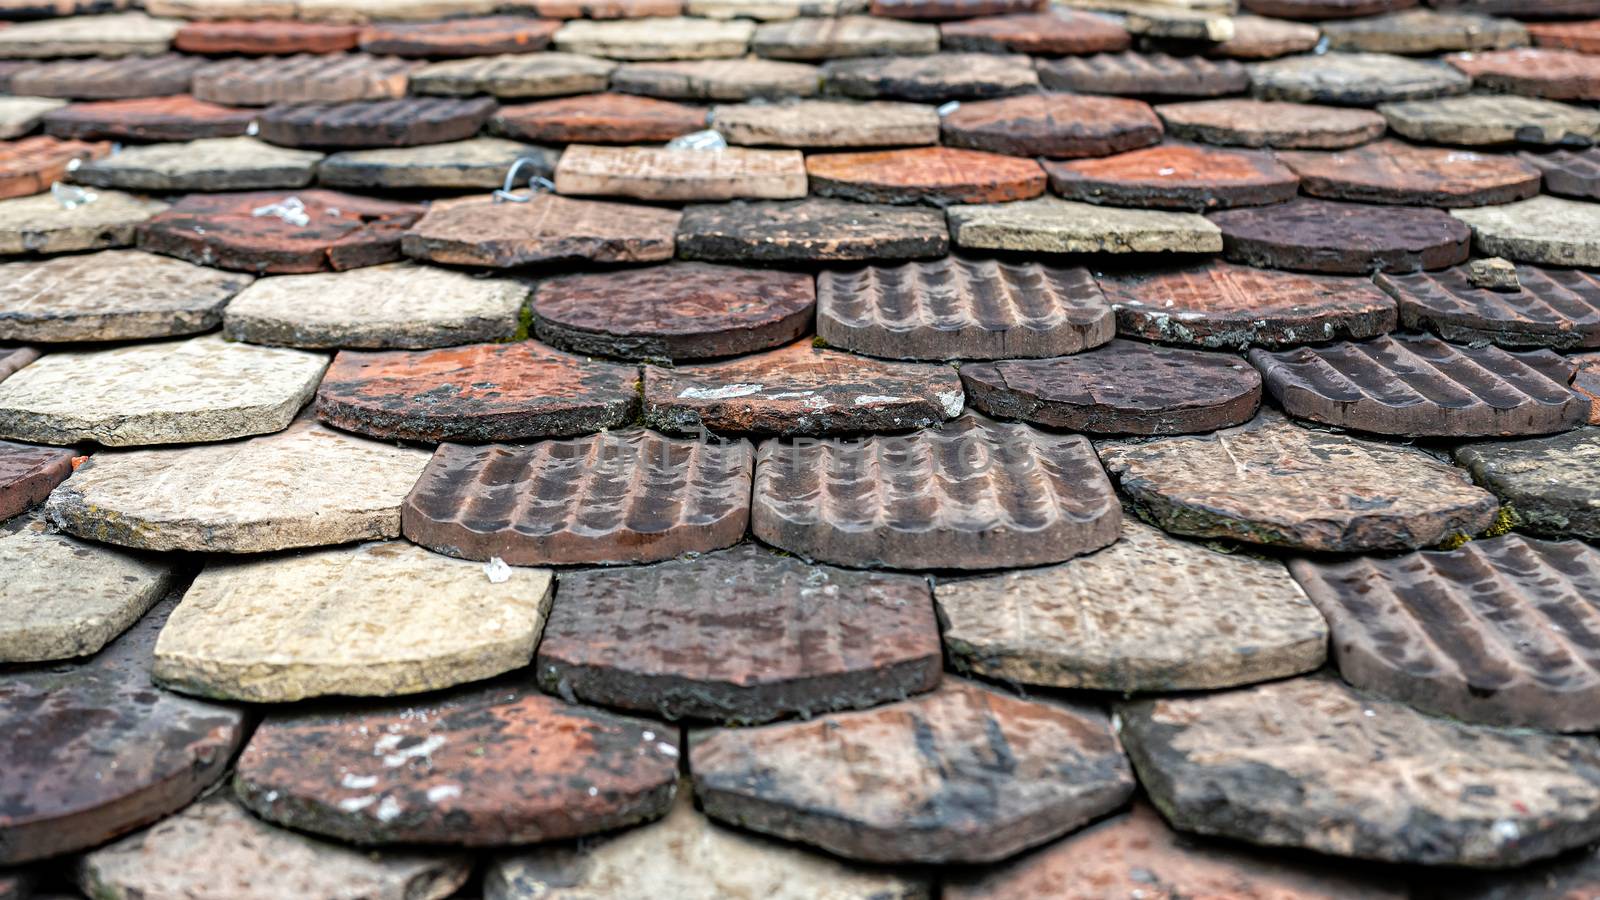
[939,93,1162,159]
[609,58,815,101]
[42,95,255,142]
[491,92,705,144]
[8,55,202,101]
[1209,197,1471,274]
[1528,19,1600,53]
[1156,98,1387,149]
[1456,426,1600,540]
[1448,47,1600,101]
[174,20,362,56]
[358,16,560,57]
[0,438,71,522]
[1377,262,1600,349]
[192,53,417,107]
[1037,52,1247,97]
[401,193,679,268]
[257,96,497,148]
[1520,146,1600,201]
[0,135,107,201]
[805,146,1044,207]
[1277,140,1541,208]
[1240,0,1416,19]
[676,198,947,263]
[939,8,1129,56]
[869,0,1041,19]
[1043,142,1297,211]
[821,52,1037,102]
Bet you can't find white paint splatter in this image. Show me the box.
[376,796,404,823]
[338,796,377,812]
[380,734,447,768]
[341,773,379,790]
[426,784,462,803]
[679,383,763,400]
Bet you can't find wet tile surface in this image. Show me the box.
[1456,426,1600,540]
[1043,142,1299,211]
[1276,140,1542,208]
[0,250,251,342]
[1210,197,1472,273]
[401,192,679,267]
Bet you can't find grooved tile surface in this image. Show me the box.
[40,95,256,142]
[257,96,497,148]
[677,197,947,262]
[401,192,679,267]
[804,146,1045,206]
[1377,262,1600,349]
[1276,140,1542,207]
[191,53,417,106]
[1209,197,1472,273]
[1037,52,1248,97]
[554,144,808,201]
[938,93,1162,158]
[821,52,1037,101]
[1456,426,1600,541]
[1043,142,1299,211]
[610,57,819,100]
[1156,98,1387,148]
[9,54,203,100]
[1521,147,1600,200]
[409,52,616,98]
[0,438,71,521]
[0,250,252,342]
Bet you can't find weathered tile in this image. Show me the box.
[1044,142,1296,211]
[71,136,320,192]
[1250,52,1471,106]
[138,189,423,273]
[0,136,107,201]
[41,95,255,142]
[0,12,181,59]
[1210,197,1471,273]
[259,97,494,150]
[0,250,250,343]
[1524,149,1600,199]
[402,192,679,267]
[143,0,298,16]
[751,14,937,59]
[806,146,1044,206]
[614,57,820,99]
[78,796,472,900]
[174,19,362,55]
[686,0,861,18]
[1322,9,1526,54]
[754,411,1119,568]
[8,55,202,100]
[1208,13,1319,59]
[192,53,416,106]
[224,261,524,350]
[1101,260,1396,350]
[519,0,683,17]
[948,196,1222,254]
[293,0,498,21]
[1457,427,1600,540]
[1118,2,1233,42]
[532,261,813,360]
[1277,140,1540,208]
[236,685,680,845]
[1528,19,1600,54]
[0,97,64,140]
[1118,674,1600,866]
[1429,0,1600,15]
[48,417,431,552]
[940,519,1324,692]
[492,92,704,143]
[677,197,946,262]
[555,144,805,201]
[410,52,615,98]
[946,803,1402,900]
[643,341,962,435]
[1377,262,1600,349]
[1252,334,1584,438]
[0,334,326,446]
[402,431,752,565]
[0,514,172,664]
[358,16,560,57]
[316,342,638,442]
[1453,195,1600,267]
[1157,98,1384,149]
[822,52,1036,101]
[155,541,553,702]
[1448,47,1600,101]
[0,347,35,385]
[940,92,1161,159]
[871,0,1040,17]
[318,137,557,189]
[1422,848,1600,900]
[1240,0,1414,18]
[488,787,930,900]
[1037,52,1247,97]
[712,98,935,147]
[1380,94,1600,148]
[692,680,1133,863]
[1576,351,1600,423]
[963,339,1260,434]
[940,8,1129,55]
[0,597,245,865]
[537,543,939,722]
[1098,410,1500,551]
[0,189,166,255]
[817,255,1113,359]
[554,16,753,59]
[0,0,136,16]
[0,439,71,522]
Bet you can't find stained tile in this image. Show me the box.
[691,680,1134,863]
[676,197,946,262]
[805,146,1044,206]
[754,411,1119,569]
[939,8,1129,55]
[174,20,363,55]
[0,250,251,342]
[401,192,679,267]
[751,15,938,59]
[235,684,680,845]
[1240,0,1415,18]
[145,0,298,15]
[1379,94,1600,148]
[78,796,471,900]
[1576,351,1600,423]
[1456,427,1600,540]
[870,0,1040,18]
[1520,147,1600,199]
[316,342,639,442]
[318,137,557,189]
[1100,259,1397,350]
[939,93,1162,158]
[401,431,753,565]
[1447,47,1600,101]
[1249,51,1471,105]
[192,53,417,106]
[40,95,255,142]
[821,52,1037,101]
[1043,142,1297,211]
[0,189,166,256]
[610,58,819,99]
[71,137,321,192]
[1097,410,1500,552]
[523,0,682,14]
[358,15,560,56]
[1208,14,1319,59]
[537,543,940,722]
[491,92,705,144]
[1156,99,1383,149]
[1117,675,1600,866]
[0,136,106,200]
[1037,52,1247,97]
[1377,262,1600,349]
[1528,19,1600,53]
[1209,197,1471,273]
[553,16,754,59]
[948,196,1222,255]
[0,347,35,385]
[0,596,245,865]
[1429,0,1600,14]
[1453,195,1600,267]
[224,261,524,349]
[8,55,202,100]
[0,12,181,58]
[816,255,1113,360]
[711,98,937,148]
[1277,140,1540,208]
[0,97,65,140]
[1322,9,1527,55]
[554,144,806,201]
[138,189,423,273]
[687,0,857,17]
[643,341,962,435]
[532,261,814,360]
[47,417,431,552]
[257,96,496,149]
[294,0,498,19]
[1118,3,1232,42]
[410,52,616,98]
[0,439,71,521]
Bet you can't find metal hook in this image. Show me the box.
[493,158,554,203]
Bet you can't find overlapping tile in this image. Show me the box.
[402,192,679,266]
[0,596,245,865]
[8,55,203,100]
[1210,13,1319,58]
[1379,94,1600,147]
[235,684,680,845]
[1210,197,1471,273]
[939,8,1130,55]
[71,137,321,191]
[40,95,255,142]
[610,57,819,99]
[1156,98,1384,149]
[1100,259,1397,349]
[1447,47,1600,101]
[1457,427,1600,540]
[138,189,423,273]
[492,92,705,143]
[0,97,65,140]
[939,93,1162,158]
[1118,675,1600,866]
[0,189,167,255]
[753,411,1120,568]
[0,347,35,385]
[531,261,814,360]
[0,12,182,58]
[0,250,251,342]
[1521,147,1600,200]
[711,97,937,147]
[402,430,753,565]
[358,15,560,56]
[1037,52,1248,97]
[554,144,806,200]
[0,439,71,522]
[805,146,1043,206]
[1240,0,1413,17]
[0,136,107,200]
[554,16,753,59]
[1321,9,1526,54]
[192,53,416,105]
[677,197,946,262]
[1453,195,1600,267]
[1276,140,1541,207]
[523,0,683,15]
[691,680,1134,863]
[821,52,1037,101]
[1250,51,1471,105]
[751,14,938,58]
[871,0,1042,17]
[948,196,1222,254]
[410,52,615,97]
[816,255,1113,359]
[257,96,497,147]
[316,342,639,442]
[1118,3,1233,42]
[1577,351,1600,423]
[1528,19,1600,53]
[1377,262,1600,348]
[174,19,363,55]
[1043,142,1297,211]
[1098,410,1501,551]
[536,543,940,722]
[318,137,557,189]
[643,341,962,435]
